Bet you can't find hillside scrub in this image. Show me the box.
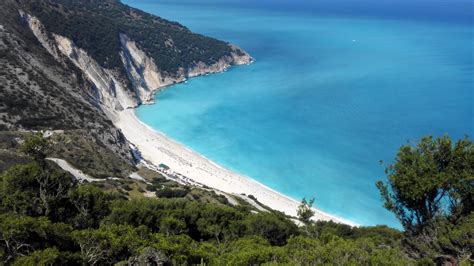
[0,134,471,264]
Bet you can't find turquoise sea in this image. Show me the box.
[125,0,473,227]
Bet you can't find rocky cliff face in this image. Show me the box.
[1,0,252,175]
[1,4,134,164]
[19,10,136,114]
[54,34,138,112]
[119,34,178,105]
[19,11,252,116]
[120,34,253,105]
[17,10,61,61]
[187,44,253,78]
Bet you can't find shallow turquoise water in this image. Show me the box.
[125,0,473,227]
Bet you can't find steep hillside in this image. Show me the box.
[21,0,243,75]
[0,0,251,177]
[17,0,252,106]
[0,1,134,174]
[0,1,471,265]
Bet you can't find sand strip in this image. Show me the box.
[115,109,357,226]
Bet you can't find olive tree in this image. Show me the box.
[297,197,315,225]
[376,136,473,232]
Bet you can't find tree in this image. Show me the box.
[127,247,168,266]
[376,136,473,263]
[20,133,49,165]
[402,213,474,265]
[72,224,150,265]
[196,205,244,254]
[282,235,409,265]
[152,234,204,264]
[297,197,315,225]
[103,199,162,231]
[35,167,75,218]
[0,162,75,219]
[72,228,109,265]
[245,212,298,245]
[376,136,473,232]
[159,217,187,236]
[12,248,61,266]
[0,163,42,216]
[69,185,113,228]
[0,214,73,264]
[4,134,76,218]
[210,236,279,266]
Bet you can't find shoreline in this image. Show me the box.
[115,108,358,226]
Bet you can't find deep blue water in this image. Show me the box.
[125,0,473,228]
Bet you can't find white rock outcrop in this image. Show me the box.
[20,11,253,117]
[187,45,253,78]
[18,10,62,60]
[120,34,181,104]
[19,10,137,114]
[119,34,253,104]
[54,35,137,111]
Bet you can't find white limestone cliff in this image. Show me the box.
[119,34,181,104]
[187,45,253,78]
[53,35,137,112]
[119,34,253,105]
[20,10,253,116]
[19,10,137,115]
[18,10,62,60]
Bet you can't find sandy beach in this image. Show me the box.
[115,109,357,226]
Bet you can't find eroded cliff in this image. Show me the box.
[19,11,252,117]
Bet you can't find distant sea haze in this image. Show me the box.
[126,0,474,228]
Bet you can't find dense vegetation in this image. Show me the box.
[0,131,135,180]
[1,0,135,170]
[21,0,234,76]
[0,9,107,131]
[1,2,471,264]
[0,134,472,265]
[376,136,473,264]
